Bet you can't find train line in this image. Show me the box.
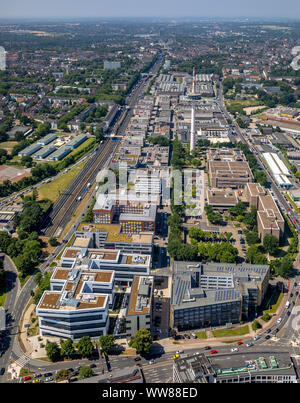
[42,138,118,238]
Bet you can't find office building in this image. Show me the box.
[173,352,298,383]
[171,262,269,331]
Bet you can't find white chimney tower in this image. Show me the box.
[190,104,196,153]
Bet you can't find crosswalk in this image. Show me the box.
[13,355,31,368]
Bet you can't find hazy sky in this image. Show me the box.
[1,0,300,19]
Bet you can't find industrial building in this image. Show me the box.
[262,152,292,188]
[171,262,269,331]
[65,134,87,150]
[173,352,298,383]
[37,133,58,146]
[33,145,57,159]
[48,146,71,161]
[18,143,42,157]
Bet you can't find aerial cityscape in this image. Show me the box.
[1,0,300,390]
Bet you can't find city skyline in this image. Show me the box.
[1,0,300,20]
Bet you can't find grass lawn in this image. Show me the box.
[37,160,86,202]
[0,291,6,307]
[212,325,249,338]
[0,141,18,154]
[195,332,207,339]
[263,292,284,315]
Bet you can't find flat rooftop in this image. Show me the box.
[127,276,153,316]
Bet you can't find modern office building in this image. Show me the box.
[36,267,113,340]
[92,194,157,233]
[125,276,153,337]
[245,183,285,241]
[75,223,153,254]
[173,352,298,383]
[207,148,254,188]
[60,247,151,285]
[170,262,269,331]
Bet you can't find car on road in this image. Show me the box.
[296,291,299,296]
[287,311,291,316]
[290,293,294,298]
[266,329,271,334]
[134,357,141,361]
[231,348,239,352]
[24,376,31,381]
[277,317,282,324]
[149,359,155,365]
[0,368,5,376]
[210,350,218,354]
[265,335,271,340]
[246,343,253,347]
[237,341,243,345]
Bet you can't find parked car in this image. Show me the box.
[266,329,271,334]
[43,372,52,377]
[23,376,31,381]
[134,357,141,361]
[149,359,155,365]
[45,377,53,382]
[277,317,282,324]
[265,335,271,340]
[0,368,5,376]
[176,350,184,354]
[210,350,218,354]
[231,348,239,352]
[204,346,211,350]
[237,341,243,345]
[246,343,253,347]
[33,373,42,378]
[89,364,96,368]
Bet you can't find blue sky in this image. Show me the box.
[0,0,300,19]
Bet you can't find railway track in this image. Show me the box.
[42,138,118,237]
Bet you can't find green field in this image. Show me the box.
[38,160,86,202]
[0,141,18,154]
[212,325,249,338]
[195,332,207,339]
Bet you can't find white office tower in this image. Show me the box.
[190,105,196,153]
[0,47,6,71]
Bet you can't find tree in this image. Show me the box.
[49,236,58,247]
[277,256,293,279]
[129,328,153,355]
[21,155,33,167]
[99,334,115,355]
[45,341,61,362]
[245,230,260,245]
[60,338,75,359]
[263,234,279,256]
[252,320,262,331]
[55,369,72,382]
[76,336,94,358]
[78,366,94,380]
[247,245,259,264]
